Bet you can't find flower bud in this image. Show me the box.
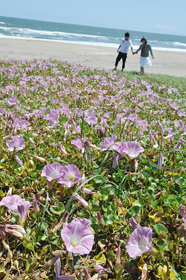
[15,155,24,166]
[129,218,140,231]
[157,153,163,169]
[52,212,69,233]
[83,267,91,280]
[177,224,185,237]
[32,198,39,212]
[180,205,186,217]
[55,257,61,277]
[6,224,26,235]
[2,240,10,251]
[29,137,36,148]
[116,247,121,264]
[5,228,24,239]
[72,193,88,208]
[174,137,184,150]
[97,211,103,225]
[7,187,12,196]
[56,144,67,155]
[30,154,46,162]
[43,254,61,270]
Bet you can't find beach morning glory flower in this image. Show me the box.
[15,120,30,130]
[85,115,98,127]
[6,136,25,152]
[71,137,88,152]
[41,162,65,182]
[100,135,117,151]
[126,227,152,259]
[61,217,94,255]
[17,201,32,222]
[121,141,144,159]
[58,165,81,188]
[0,195,23,212]
[0,195,32,223]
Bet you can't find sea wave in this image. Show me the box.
[1,34,186,52]
[0,26,109,40]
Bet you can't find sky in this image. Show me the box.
[1,0,186,36]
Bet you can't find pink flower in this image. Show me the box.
[41,162,65,182]
[100,135,117,151]
[0,195,32,223]
[95,265,107,276]
[6,136,25,152]
[122,141,144,159]
[0,195,23,212]
[128,114,138,121]
[71,137,88,152]
[110,141,126,157]
[72,122,81,134]
[15,120,30,130]
[126,227,152,259]
[17,201,32,222]
[180,205,186,217]
[174,137,184,150]
[177,110,185,117]
[85,116,98,126]
[61,218,94,255]
[58,165,81,188]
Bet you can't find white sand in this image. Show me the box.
[1,38,186,77]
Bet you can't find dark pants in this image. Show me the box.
[115,52,127,69]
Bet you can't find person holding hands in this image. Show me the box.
[113,32,134,71]
[133,37,154,74]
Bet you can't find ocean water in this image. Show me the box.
[0,16,186,52]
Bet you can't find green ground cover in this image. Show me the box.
[0,60,186,279]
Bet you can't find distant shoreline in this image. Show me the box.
[0,38,186,78]
[1,36,186,53]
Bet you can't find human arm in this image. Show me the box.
[117,45,121,52]
[149,45,154,58]
[133,44,142,54]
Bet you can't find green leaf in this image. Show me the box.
[128,205,140,218]
[156,240,169,251]
[154,223,168,234]
[103,214,115,225]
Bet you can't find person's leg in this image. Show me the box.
[114,52,122,69]
[121,53,127,70]
[140,67,144,74]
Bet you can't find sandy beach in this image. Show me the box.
[0,38,186,77]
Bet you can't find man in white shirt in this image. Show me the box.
[113,32,134,71]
